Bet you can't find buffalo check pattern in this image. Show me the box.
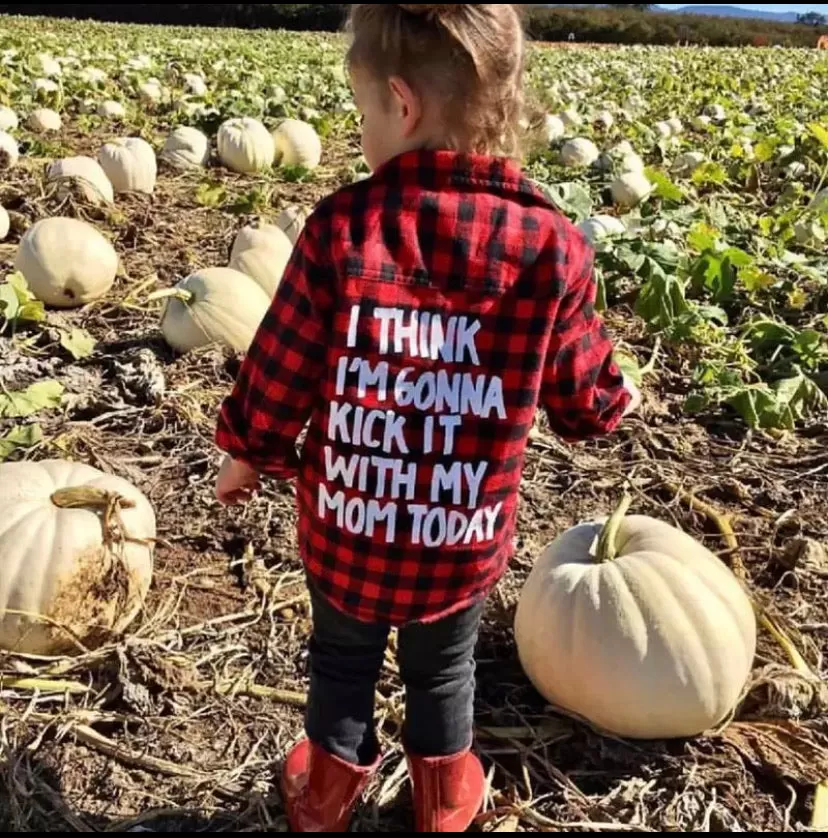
[217,149,630,626]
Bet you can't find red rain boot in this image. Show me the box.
[281,739,378,832]
[407,750,486,833]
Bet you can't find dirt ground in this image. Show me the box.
[1,122,827,833]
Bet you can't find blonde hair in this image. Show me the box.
[347,4,525,158]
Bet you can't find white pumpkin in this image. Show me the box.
[229,224,294,297]
[0,106,18,132]
[0,205,9,241]
[0,131,19,170]
[218,117,274,174]
[273,119,323,170]
[98,100,126,120]
[560,108,582,129]
[620,152,646,174]
[594,110,615,130]
[161,126,210,170]
[0,460,155,656]
[184,73,207,96]
[98,137,157,195]
[157,268,270,353]
[655,121,673,139]
[277,205,309,246]
[561,138,600,168]
[611,171,653,208]
[32,78,60,97]
[579,215,627,244]
[544,114,565,144]
[673,151,706,176]
[692,114,712,131]
[15,217,119,308]
[138,80,164,105]
[36,53,62,77]
[514,498,757,740]
[82,66,108,86]
[704,104,727,124]
[666,117,684,136]
[28,108,62,133]
[47,156,115,205]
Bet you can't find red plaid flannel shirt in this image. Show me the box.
[217,150,630,626]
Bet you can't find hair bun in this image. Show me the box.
[397,4,467,20]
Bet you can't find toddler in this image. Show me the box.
[216,4,639,832]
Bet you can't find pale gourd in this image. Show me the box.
[138,80,164,105]
[544,114,565,144]
[0,460,155,656]
[0,106,18,132]
[99,137,158,195]
[218,117,275,174]
[0,131,19,170]
[579,215,626,244]
[611,171,653,208]
[273,119,322,170]
[184,73,207,96]
[0,206,9,242]
[514,497,757,740]
[594,110,615,130]
[47,156,115,205]
[229,224,294,297]
[161,126,210,170]
[98,100,126,120]
[560,108,582,129]
[561,138,600,168]
[666,117,684,136]
[704,104,727,124]
[673,151,706,177]
[29,108,62,133]
[277,205,309,246]
[655,121,673,139]
[15,217,119,308]
[156,268,270,353]
[692,114,712,131]
[36,53,62,77]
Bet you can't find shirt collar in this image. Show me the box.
[371,149,543,200]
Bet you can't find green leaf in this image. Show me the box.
[645,168,685,203]
[0,381,64,419]
[740,265,776,294]
[614,350,642,385]
[542,182,593,222]
[692,162,728,187]
[687,223,720,253]
[808,123,828,151]
[59,328,97,360]
[635,267,689,330]
[0,283,20,322]
[0,424,43,462]
[195,181,227,208]
[754,140,777,164]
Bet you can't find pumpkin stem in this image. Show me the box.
[50,487,135,511]
[596,492,633,563]
[146,288,193,305]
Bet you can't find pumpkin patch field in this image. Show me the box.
[1,14,827,832]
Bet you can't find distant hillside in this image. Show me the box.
[667,6,800,23]
[545,5,803,23]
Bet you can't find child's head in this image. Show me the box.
[347,4,525,170]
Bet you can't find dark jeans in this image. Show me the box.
[305,583,485,766]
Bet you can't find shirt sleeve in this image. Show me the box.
[216,218,334,478]
[541,230,630,441]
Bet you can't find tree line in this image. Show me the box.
[0,4,826,48]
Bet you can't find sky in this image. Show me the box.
[660,3,828,10]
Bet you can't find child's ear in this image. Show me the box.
[388,75,423,138]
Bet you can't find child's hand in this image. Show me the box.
[622,375,642,417]
[216,455,262,506]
